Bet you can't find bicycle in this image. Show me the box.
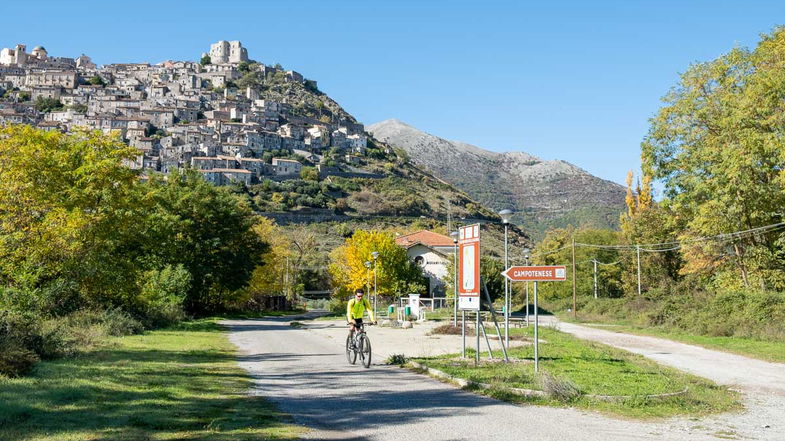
[346,322,372,368]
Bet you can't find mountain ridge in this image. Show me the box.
[368,119,627,236]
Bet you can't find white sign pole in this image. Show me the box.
[461,310,466,358]
[475,310,480,365]
[534,281,539,373]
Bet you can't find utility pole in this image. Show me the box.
[636,244,642,297]
[524,252,530,327]
[592,259,598,299]
[451,234,458,327]
[571,236,577,319]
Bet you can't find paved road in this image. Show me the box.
[223,315,778,441]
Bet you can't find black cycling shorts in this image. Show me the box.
[353,318,363,328]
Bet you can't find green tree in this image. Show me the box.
[533,228,623,300]
[619,171,683,295]
[33,97,64,113]
[300,166,319,181]
[0,126,142,308]
[642,27,785,290]
[140,171,269,314]
[200,55,211,66]
[87,75,106,86]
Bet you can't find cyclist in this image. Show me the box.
[347,288,376,345]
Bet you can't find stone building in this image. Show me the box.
[208,40,248,64]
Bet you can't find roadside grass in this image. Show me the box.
[0,319,302,441]
[413,326,741,419]
[584,324,785,364]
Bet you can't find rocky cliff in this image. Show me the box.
[368,119,626,236]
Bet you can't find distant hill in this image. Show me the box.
[368,119,626,237]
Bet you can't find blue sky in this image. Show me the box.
[6,1,785,189]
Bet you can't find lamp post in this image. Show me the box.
[449,231,459,327]
[371,251,379,319]
[523,250,530,326]
[499,208,513,350]
[364,261,371,298]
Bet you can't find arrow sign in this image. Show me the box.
[502,265,567,282]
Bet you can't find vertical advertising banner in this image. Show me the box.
[458,223,481,310]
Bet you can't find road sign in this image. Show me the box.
[502,265,567,282]
[501,264,566,373]
[458,223,480,310]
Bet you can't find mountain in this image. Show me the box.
[368,119,626,236]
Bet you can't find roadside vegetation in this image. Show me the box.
[526,28,785,363]
[541,287,785,363]
[0,126,294,377]
[414,326,741,419]
[0,319,301,441]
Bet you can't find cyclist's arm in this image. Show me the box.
[346,298,354,323]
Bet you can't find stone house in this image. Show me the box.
[272,158,302,175]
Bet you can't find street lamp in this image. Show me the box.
[449,230,459,327]
[498,208,513,349]
[364,261,371,297]
[371,251,379,319]
[523,249,530,326]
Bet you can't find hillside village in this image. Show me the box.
[0,40,371,185]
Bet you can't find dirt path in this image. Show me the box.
[224,315,783,440]
[545,318,785,440]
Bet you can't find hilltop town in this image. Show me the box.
[0,40,370,185]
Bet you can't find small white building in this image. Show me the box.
[395,230,456,298]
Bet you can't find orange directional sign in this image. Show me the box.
[458,223,481,310]
[502,265,567,282]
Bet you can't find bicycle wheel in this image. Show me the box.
[359,334,372,368]
[346,334,357,365]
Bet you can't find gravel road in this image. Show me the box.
[224,314,785,440]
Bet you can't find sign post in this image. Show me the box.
[502,265,567,372]
[458,224,481,362]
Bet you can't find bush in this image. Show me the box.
[386,354,407,365]
[0,308,143,376]
[0,343,38,377]
[538,372,581,402]
[138,265,191,327]
[328,296,346,315]
[64,308,143,338]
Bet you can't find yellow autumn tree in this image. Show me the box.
[328,230,426,298]
[245,217,293,299]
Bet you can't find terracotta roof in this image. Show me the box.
[395,230,455,248]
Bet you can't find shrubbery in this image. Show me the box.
[547,284,785,341]
[0,308,143,376]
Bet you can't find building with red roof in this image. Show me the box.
[395,230,456,298]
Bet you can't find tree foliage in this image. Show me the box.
[33,97,64,113]
[328,230,426,297]
[533,228,623,300]
[0,126,268,318]
[641,27,785,290]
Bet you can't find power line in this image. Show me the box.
[573,221,785,251]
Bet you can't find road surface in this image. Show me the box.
[224,314,785,440]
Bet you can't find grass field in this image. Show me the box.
[413,325,741,419]
[0,319,302,441]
